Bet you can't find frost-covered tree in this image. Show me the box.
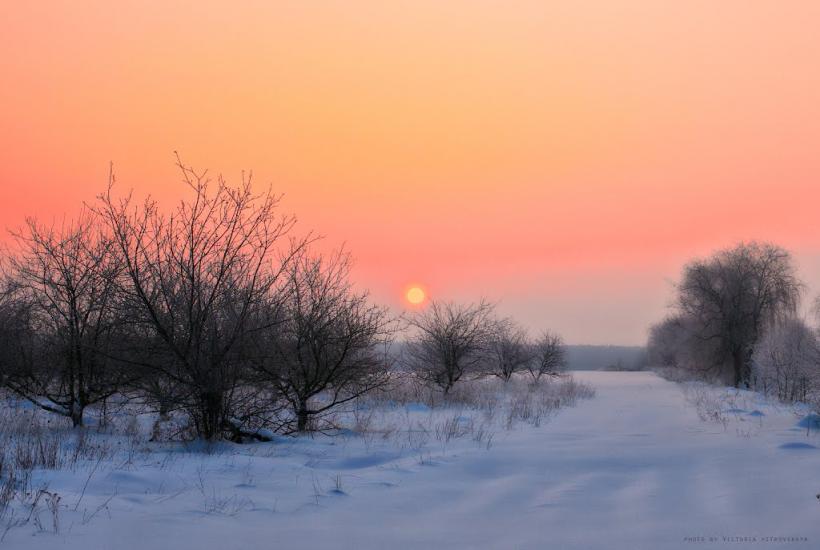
[752,318,819,403]
[676,242,801,387]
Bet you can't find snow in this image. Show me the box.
[4,371,820,549]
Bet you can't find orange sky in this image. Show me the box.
[2,1,820,344]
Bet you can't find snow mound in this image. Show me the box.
[796,413,820,430]
[778,442,818,450]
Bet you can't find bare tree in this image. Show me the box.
[250,249,394,432]
[403,300,495,394]
[0,285,42,396]
[648,316,688,370]
[0,211,130,427]
[98,157,304,440]
[486,318,532,381]
[677,242,801,387]
[646,314,722,382]
[528,331,567,382]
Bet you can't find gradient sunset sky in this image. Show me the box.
[2,1,820,345]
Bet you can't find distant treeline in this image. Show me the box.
[564,345,647,371]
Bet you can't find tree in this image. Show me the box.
[403,300,495,394]
[677,242,801,387]
[0,287,42,400]
[646,315,721,381]
[528,331,567,382]
[752,318,819,402]
[486,318,532,381]
[98,158,304,440]
[1,211,130,427]
[251,249,394,432]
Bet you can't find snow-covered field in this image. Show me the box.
[3,371,820,549]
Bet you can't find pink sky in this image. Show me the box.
[2,1,820,344]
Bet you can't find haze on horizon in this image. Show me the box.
[2,1,820,346]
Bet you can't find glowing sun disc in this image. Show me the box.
[406,287,426,305]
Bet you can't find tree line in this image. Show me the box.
[647,242,820,407]
[0,161,567,440]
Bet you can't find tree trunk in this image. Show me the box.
[731,349,752,388]
[70,404,84,428]
[200,390,223,440]
[158,398,171,421]
[297,403,309,432]
[732,350,743,388]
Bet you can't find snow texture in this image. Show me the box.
[4,371,820,549]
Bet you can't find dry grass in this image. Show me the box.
[0,400,117,537]
[0,372,598,539]
[345,373,596,458]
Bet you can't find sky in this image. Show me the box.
[2,1,820,345]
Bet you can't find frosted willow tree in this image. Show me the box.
[677,242,801,387]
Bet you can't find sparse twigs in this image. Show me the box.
[1,486,62,539]
[352,373,593,459]
[73,454,105,512]
[504,378,594,430]
[0,403,122,540]
[435,413,471,445]
[682,383,730,430]
[81,492,115,525]
[472,424,494,450]
[0,465,16,524]
[43,490,61,533]
[406,421,431,453]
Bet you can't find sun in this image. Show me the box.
[405,286,426,305]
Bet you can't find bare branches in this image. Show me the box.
[528,331,567,382]
[250,248,396,432]
[403,300,496,394]
[1,156,590,442]
[0,209,129,426]
[96,159,306,440]
[650,242,802,387]
[486,318,533,381]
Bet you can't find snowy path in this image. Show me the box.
[12,372,820,549]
